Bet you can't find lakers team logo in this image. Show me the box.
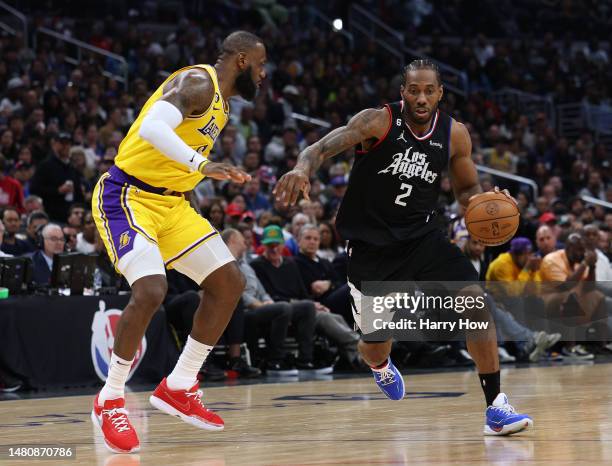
[91,300,147,382]
[119,230,131,250]
[198,115,221,139]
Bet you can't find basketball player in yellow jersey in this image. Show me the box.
[90,31,267,454]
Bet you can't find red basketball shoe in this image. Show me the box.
[91,394,140,453]
[149,378,224,430]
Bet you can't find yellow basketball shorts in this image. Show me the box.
[91,166,233,285]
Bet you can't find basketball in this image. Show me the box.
[465,192,520,246]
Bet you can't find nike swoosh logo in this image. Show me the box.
[213,107,221,111]
[189,154,195,163]
[164,392,191,412]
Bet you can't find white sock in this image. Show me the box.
[371,359,389,372]
[98,352,133,404]
[166,336,213,390]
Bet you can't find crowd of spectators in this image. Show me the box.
[366,0,612,42]
[0,1,610,380]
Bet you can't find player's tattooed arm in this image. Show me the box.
[449,120,482,208]
[297,108,388,176]
[160,69,215,118]
[274,107,388,205]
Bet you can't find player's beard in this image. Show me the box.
[235,66,257,101]
[402,97,438,126]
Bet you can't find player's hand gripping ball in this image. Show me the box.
[465,189,519,246]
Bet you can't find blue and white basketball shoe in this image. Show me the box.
[372,358,405,400]
[484,393,533,435]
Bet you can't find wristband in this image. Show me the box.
[197,158,210,173]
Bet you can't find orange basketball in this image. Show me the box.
[465,192,520,246]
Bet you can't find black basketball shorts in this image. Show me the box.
[347,229,479,335]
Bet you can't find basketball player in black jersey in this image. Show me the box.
[274,60,532,436]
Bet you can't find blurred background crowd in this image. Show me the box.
[0,0,610,381]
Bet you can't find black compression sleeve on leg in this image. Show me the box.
[479,370,500,407]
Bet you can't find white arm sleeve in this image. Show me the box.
[138,100,209,172]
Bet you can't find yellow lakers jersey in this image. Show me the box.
[115,64,230,192]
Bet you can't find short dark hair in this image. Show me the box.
[220,30,263,57]
[298,223,319,240]
[236,222,252,234]
[68,203,86,215]
[1,207,19,219]
[403,59,441,86]
[27,210,49,227]
[8,114,24,124]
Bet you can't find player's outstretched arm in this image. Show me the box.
[138,69,250,183]
[273,107,388,205]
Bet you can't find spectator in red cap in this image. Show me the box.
[539,212,556,225]
[539,212,561,240]
[241,210,255,223]
[238,211,256,248]
[225,202,244,228]
[230,194,247,213]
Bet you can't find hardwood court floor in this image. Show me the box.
[1,363,612,465]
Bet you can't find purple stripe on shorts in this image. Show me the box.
[97,175,116,263]
[100,177,137,261]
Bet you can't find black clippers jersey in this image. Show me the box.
[336,102,452,246]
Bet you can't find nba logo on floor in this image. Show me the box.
[90,300,147,382]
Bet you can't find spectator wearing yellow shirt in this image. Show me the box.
[486,237,541,299]
[485,139,516,173]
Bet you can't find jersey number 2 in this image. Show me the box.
[394,183,413,206]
